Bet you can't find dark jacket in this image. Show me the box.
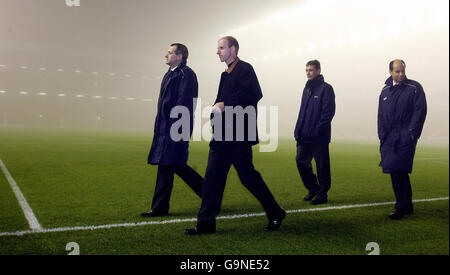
[378,76,427,173]
[148,62,198,166]
[294,75,336,144]
[210,59,263,148]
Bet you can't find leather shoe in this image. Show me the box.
[389,209,405,220]
[311,198,328,205]
[140,211,168,218]
[303,192,316,201]
[264,209,286,231]
[184,223,216,235]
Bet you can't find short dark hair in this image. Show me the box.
[389,59,406,71]
[306,60,321,71]
[220,36,239,55]
[171,43,189,63]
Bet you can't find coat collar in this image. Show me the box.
[306,74,324,88]
[385,76,409,87]
[226,58,240,74]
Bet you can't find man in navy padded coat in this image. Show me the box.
[378,59,427,220]
[142,43,204,218]
[294,60,336,205]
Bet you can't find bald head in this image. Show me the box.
[389,59,406,71]
[389,59,407,83]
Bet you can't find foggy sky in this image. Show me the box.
[0,0,448,143]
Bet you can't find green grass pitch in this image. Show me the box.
[0,127,448,255]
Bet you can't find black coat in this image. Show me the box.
[148,62,198,166]
[378,76,427,173]
[294,75,336,144]
[210,59,263,147]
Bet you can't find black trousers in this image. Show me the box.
[296,143,331,200]
[197,144,283,225]
[390,172,413,211]
[151,164,204,214]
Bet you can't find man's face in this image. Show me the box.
[217,39,232,63]
[165,45,182,67]
[306,65,320,80]
[390,62,406,83]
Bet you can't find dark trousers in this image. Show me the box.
[296,143,331,200]
[390,172,413,211]
[151,164,204,214]
[197,144,283,225]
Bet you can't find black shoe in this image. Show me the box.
[303,193,316,201]
[311,198,328,205]
[405,205,414,215]
[184,223,216,235]
[264,209,286,232]
[140,211,168,218]
[389,209,405,220]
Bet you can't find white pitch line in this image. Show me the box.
[0,158,42,231]
[0,197,447,237]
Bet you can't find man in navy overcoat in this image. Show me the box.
[142,43,204,217]
[378,59,427,220]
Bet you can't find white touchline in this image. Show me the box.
[0,158,42,231]
[0,197,447,237]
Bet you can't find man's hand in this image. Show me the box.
[212,102,225,113]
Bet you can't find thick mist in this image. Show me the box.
[0,0,448,144]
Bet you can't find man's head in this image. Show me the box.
[165,43,189,68]
[217,36,239,64]
[306,60,321,81]
[389,59,406,83]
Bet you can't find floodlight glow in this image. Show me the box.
[75,70,82,73]
[307,43,315,51]
[93,96,102,99]
[20,66,28,69]
[76,95,85,98]
[39,67,47,71]
[58,93,66,97]
[0,90,6,94]
[39,92,48,96]
[0,64,6,68]
[57,68,64,72]
[110,97,119,100]
[142,99,153,102]
[124,74,131,78]
[20,91,28,95]
[92,72,99,75]
[125,98,136,101]
[108,73,115,76]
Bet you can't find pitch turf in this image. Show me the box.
[0,127,448,255]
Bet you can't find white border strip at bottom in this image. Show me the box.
[0,197,448,237]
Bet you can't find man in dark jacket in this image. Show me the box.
[378,59,427,220]
[141,43,204,218]
[294,60,336,205]
[184,36,286,235]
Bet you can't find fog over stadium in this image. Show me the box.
[0,0,448,144]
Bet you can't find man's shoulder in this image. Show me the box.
[404,78,423,90]
[236,60,254,71]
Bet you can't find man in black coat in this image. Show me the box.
[378,59,427,220]
[294,60,336,205]
[184,36,286,235]
[141,43,204,218]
